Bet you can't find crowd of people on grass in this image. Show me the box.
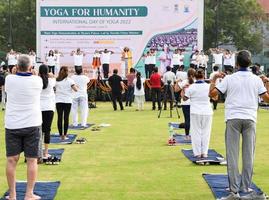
[1,47,269,200]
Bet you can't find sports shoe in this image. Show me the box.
[240,191,267,200]
[219,192,240,200]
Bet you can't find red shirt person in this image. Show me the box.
[150,67,162,110]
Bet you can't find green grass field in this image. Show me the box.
[0,103,268,200]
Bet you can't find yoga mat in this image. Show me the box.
[182,149,226,165]
[68,123,94,130]
[50,134,77,144]
[0,181,60,200]
[168,122,185,129]
[203,174,268,200]
[173,134,191,145]
[47,149,64,160]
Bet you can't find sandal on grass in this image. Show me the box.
[76,138,87,144]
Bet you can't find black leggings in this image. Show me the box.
[41,111,54,144]
[48,65,55,74]
[182,105,190,136]
[56,103,71,136]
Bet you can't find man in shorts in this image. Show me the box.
[5,55,43,200]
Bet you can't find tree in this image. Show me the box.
[0,0,36,53]
[204,0,265,53]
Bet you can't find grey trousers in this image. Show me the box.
[225,119,256,193]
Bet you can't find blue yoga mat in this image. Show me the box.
[48,149,64,160]
[173,134,191,145]
[69,123,94,130]
[0,181,60,200]
[168,122,184,129]
[50,134,77,144]
[182,149,226,165]
[203,174,267,199]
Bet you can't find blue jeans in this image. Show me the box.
[126,86,134,106]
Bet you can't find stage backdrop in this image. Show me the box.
[36,0,204,77]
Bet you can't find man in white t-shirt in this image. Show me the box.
[148,48,156,77]
[71,48,85,71]
[212,48,223,71]
[171,49,184,74]
[162,66,176,110]
[209,50,269,200]
[100,49,114,79]
[5,55,43,200]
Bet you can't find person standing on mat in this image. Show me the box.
[55,66,78,140]
[209,50,269,200]
[150,67,162,110]
[5,55,43,200]
[100,49,114,79]
[39,64,56,159]
[179,68,196,140]
[107,69,125,111]
[125,68,136,107]
[183,69,213,158]
[71,66,90,128]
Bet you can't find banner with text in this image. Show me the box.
[37,0,204,77]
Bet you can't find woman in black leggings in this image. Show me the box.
[55,66,77,140]
[179,68,196,140]
[39,64,56,158]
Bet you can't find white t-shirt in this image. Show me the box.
[74,54,84,66]
[47,56,56,66]
[163,71,176,85]
[176,71,187,81]
[191,54,198,65]
[148,54,156,65]
[29,55,36,66]
[198,55,208,68]
[213,53,223,65]
[133,78,145,96]
[178,79,190,105]
[144,56,151,65]
[185,82,213,115]
[55,53,61,65]
[40,78,56,111]
[7,54,17,65]
[55,77,75,103]
[101,52,111,64]
[172,53,181,66]
[71,75,89,98]
[216,71,267,122]
[5,74,43,129]
[209,71,221,85]
[223,54,232,66]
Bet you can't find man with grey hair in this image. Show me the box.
[209,50,269,200]
[5,54,43,200]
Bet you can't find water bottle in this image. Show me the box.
[169,125,174,138]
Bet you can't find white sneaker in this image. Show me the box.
[240,191,267,200]
[219,192,240,200]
